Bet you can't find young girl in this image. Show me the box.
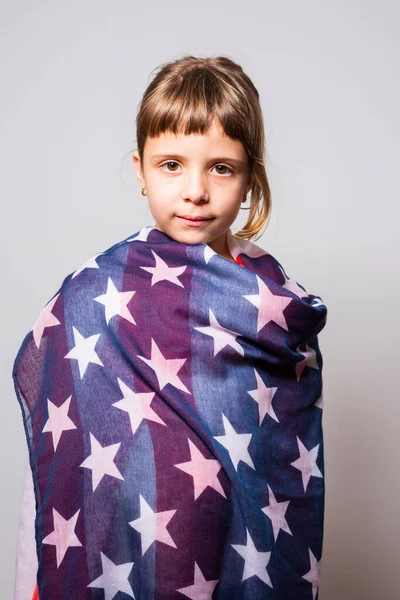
[13,55,328,600]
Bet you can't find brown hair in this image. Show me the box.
[134,54,272,242]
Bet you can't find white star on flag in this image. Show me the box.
[42,508,82,568]
[137,338,190,394]
[261,484,293,541]
[243,275,293,332]
[64,326,103,379]
[71,253,102,279]
[203,245,217,265]
[129,495,178,556]
[140,250,187,287]
[290,436,323,492]
[247,369,279,425]
[80,432,124,492]
[177,562,219,599]
[31,293,61,348]
[213,414,255,472]
[87,551,135,600]
[302,548,321,600]
[295,343,319,381]
[276,265,309,299]
[42,395,77,451]
[174,439,227,500]
[126,225,153,243]
[231,528,273,587]
[112,377,166,435]
[194,309,244,357]
[94,277,136,325]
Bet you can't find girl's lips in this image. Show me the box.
[177,216,214,226]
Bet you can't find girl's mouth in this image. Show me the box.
[177,216,214,226]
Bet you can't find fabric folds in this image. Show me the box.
[13,225,328,599]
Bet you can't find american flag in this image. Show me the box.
[13,225,328,599]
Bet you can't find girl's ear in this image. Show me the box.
[132,151,145,187]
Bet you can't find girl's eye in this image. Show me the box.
[212,164,233,176]
[162,161,180,172]
[160,162,233,175]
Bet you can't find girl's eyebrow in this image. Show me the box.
[152,153,245,166]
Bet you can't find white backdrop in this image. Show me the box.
[1,1,399,598]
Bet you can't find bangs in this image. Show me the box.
[139,67,255,150]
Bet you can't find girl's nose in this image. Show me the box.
[182,171,209,203]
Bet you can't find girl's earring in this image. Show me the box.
[141,185,147,196]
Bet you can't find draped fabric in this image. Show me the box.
[13,224,328,599]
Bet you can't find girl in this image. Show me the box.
[13,55,328,600]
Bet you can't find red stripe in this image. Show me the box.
[32,584,39,600]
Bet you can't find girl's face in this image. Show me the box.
[132,118,253,260]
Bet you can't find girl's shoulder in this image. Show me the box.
[53,227,149,301]
[14,229,141,370]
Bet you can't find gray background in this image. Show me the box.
[1,1,399,598]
